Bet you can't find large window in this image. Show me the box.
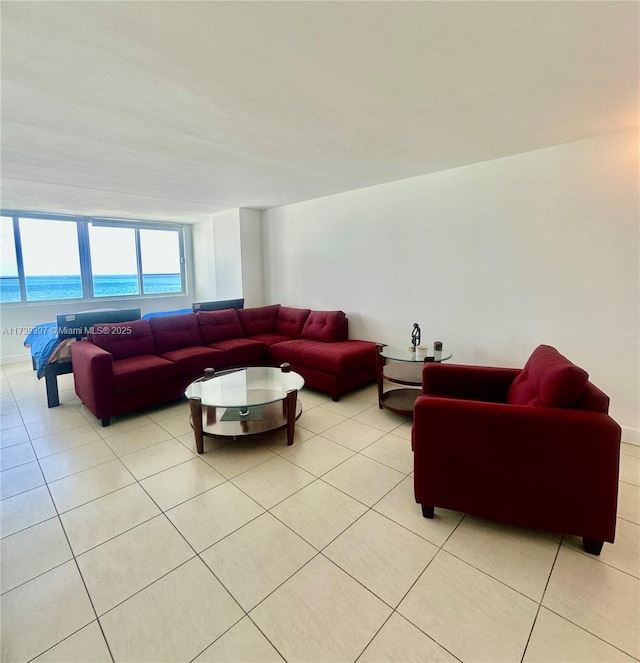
[140,229,182,294]
[89,225,140,297]
[0,212,186,304]
[21,218,83,301]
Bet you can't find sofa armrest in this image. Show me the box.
[413,396,621,541]
[71,340,114,420]
[422,363,520,402]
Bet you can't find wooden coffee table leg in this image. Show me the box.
[285,389,297,446]
[189,397,204,454]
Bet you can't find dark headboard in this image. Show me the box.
[192,298,245,312]
[56,308,141,341]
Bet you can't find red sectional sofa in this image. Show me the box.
[71,305,377,426]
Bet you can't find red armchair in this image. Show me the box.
[412,345,621,555]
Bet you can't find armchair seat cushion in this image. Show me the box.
[113,355,177,393]
[507,344,589,408]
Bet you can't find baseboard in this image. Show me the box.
[0,352,32,366]
[622,427,640,447]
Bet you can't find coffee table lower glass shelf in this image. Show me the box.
[185,365,304,453]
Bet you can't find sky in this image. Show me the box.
[1,216,180,277]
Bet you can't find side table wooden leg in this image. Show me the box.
[375,343,385,409]
[285,389,297,446]
[189,397,204,454]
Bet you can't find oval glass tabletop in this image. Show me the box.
[380,344,452,363]
[185,366,305,408]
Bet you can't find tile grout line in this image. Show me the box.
[12,399,117,663]
[4,368,638,661]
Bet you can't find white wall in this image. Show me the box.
[239,208,265,308]
[192,208,265,307]
[212,209,243,300]
[192,215,217,302]
[262,129,639,437]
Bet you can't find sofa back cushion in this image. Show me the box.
[237,305,281,336]
[88,319,156,360]
[507,345,589,408]
[301,310,347,343]
[148,313,203,354]
[197,309,245,344]
[575,381,610,414]
[275,307,311,338]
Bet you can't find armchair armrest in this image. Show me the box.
[71,340,114,420]
[422,363,520,402]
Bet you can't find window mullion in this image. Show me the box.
[12,217,26,302]
[135,229,144,295]
[78,221,93,299]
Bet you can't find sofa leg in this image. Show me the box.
[101,417,111,427]
[332,395,340,402]
[583,538,604,555]
[421,504,434,519]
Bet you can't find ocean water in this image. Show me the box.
[0,274,182,303]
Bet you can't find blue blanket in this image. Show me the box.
[141,308,191,319]
[24,323,61,379]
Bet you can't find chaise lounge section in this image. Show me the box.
[71,304,377,425]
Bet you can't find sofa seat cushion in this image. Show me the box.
[113,355,177,394]
[197,309,245,344]
[149,314,203,354]
[507,344,589,408]
[208,338,267,365]
[160,346,226,378]
[270,339,377,374]
[301,310,347,342]
[88,319,156,360]
[275,307,311,338]
[237,305,281,336]
[250,333,296,346]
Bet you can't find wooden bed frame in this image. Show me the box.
[192,298,244,311]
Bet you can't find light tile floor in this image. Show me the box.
[1,360,639,663]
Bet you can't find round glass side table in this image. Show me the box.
[376,344,452,417]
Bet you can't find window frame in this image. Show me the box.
[0,210,187,305]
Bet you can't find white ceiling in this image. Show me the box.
[1,1,638,224]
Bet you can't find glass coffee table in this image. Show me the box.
[376,344,453,417]
[185,364,305,453]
